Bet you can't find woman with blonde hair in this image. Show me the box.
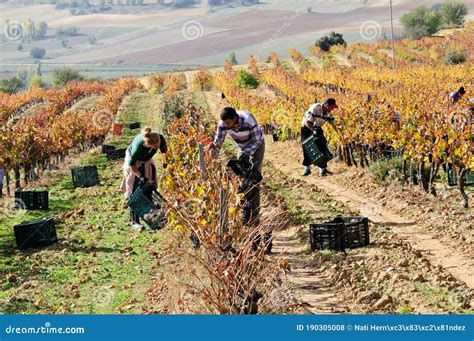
[120,127,168,231]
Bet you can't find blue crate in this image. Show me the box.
[127,187,166,230]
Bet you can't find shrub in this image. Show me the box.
[56,26,79,37]
[52,67,84,86]
[444,49,466,64]
[400,6,442,39]
[315,32,346,52]
[439,0,468,28]
[368,156,404,184]
[37,21,48,38]
[30,47,46,59]
[88,36,97,45]
[235,69,259,89]
[0,77,24,94]
[29,76,45,89]
[228,51,238,65]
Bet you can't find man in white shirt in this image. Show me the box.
[301,98,338,176]
[449,86,465,104]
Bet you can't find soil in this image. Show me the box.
[202,89,474,313]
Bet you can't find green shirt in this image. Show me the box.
[127,134,167,166]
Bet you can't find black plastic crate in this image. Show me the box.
[302,135,333,168]
[15,191,49,210]
[334,216,369,249]
[309,222,344,251]
[101,144,116,154]
[129,122,141,130]
[309,216,369,252]
[447,169,474,187]
[106,148,127,161]
[71,166,99,188]
[14,217,57,250]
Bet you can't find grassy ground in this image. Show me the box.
[0,90,167,314]
[109,91,164,148]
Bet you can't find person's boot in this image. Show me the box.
[131,223,143,232]
[190,232,201,249]
[251,234,261,252]
[303,166,311,176]
[131,211,143,231]
[263,232,272,254]
[319,168,330,177]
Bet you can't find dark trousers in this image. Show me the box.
[241,142,265,227]
[301,125,330,169]
[130,164,157,225]
[130,176,141,224]
[241,143,272,252]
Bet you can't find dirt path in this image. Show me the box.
[203,90,474,293]
[183,70,196,91]
[264,138,474,290]
[271,225,351,313]
[203,91,358,312]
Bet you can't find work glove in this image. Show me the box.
[238,153,250,165]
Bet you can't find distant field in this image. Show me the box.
[0,63,201,82]
[1,0,474,79]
